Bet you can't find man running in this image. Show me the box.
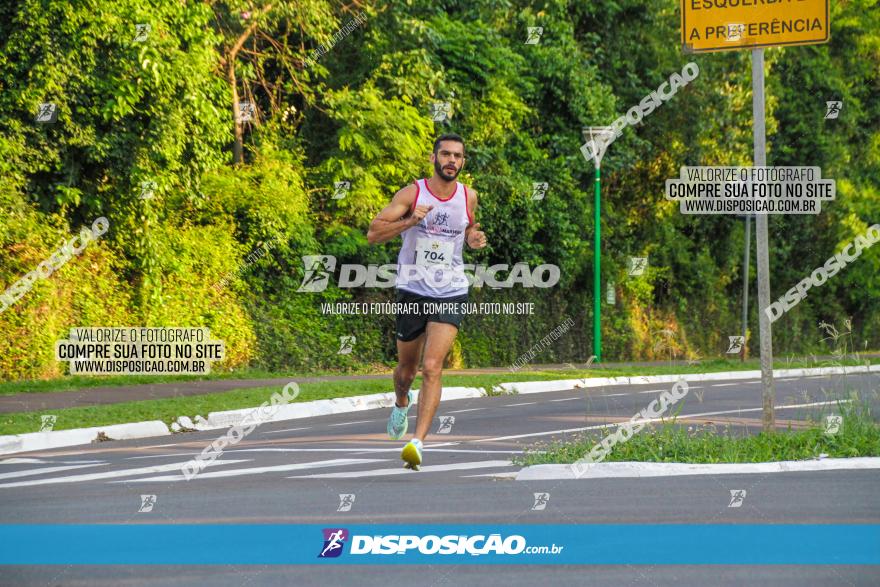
[367,133,487,470]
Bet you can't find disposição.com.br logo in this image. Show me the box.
[317,528,563,558]
[297,255,560,292]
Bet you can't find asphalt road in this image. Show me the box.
[1,370,878,586]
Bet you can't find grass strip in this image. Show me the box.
[514,401,880,466]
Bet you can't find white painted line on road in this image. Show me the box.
[229,448,395,454]
[517,457,880,480]
[462,471,519,479]
[118,458,386,483]
[472,400,848,443]
[548,398,581,403]
[505,402,537,407]
[0,458,104,465]
[0,458,49,465]
[0,463,106,480]
[126,453,201,460]
[637,389,667,394]
[710,383,744,387]
[0,459,251,489]
[426,449,527,454]
[262,427,312,435]
[328,420,376,427]
[447,408,486,413]
[227,447,526,455]
[288,460,515,479]
[473,425,606,443]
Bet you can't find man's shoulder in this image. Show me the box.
[394,181,420,203]
[460,183,477,197]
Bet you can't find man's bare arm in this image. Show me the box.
[367,184,432,245]
[464,188,487,249]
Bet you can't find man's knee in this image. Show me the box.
[422,358,443,380]
[395,363,418,383]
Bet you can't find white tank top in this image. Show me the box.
[395,178,472,298]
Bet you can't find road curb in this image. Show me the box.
[0,364,874,456]
[515,457,880,480]
[204,386,485,428]
[0,421,170,456]
[499,364,879,394]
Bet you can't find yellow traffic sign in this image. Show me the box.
[681,0,829,53]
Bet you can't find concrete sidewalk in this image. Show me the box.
[1,356,875,414]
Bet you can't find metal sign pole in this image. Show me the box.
[741,215,751,362]
[594,163,602,363]
[751,48,775,432]
[583,127,612,364]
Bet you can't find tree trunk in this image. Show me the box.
[228,59,243,165]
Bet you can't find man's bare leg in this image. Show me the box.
[393,334,425,408]
[412,321,459,441]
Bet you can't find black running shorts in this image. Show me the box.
[394,289,469,342]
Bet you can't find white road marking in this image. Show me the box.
[119,458,386,483]
[548,398,580,403]
[0,458,103,465]
[447,408,486,413]
[505,402,537,407]
[228,448,395,454]
[262,427,312,435]
[472,400,848,443]
[223,447,517,457]
[0,458,48,465]
[0,463,105,480]
[462,471,519,479]
[328,420,375,427]
[710,382,749,387]
[126,453,202,460]
[0,459,251,489]
[424,449,526,454]
[288,460,514,479]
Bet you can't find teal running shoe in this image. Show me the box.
[387,391,413,440]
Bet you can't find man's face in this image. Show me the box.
[432,141,465,181]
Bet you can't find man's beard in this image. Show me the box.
[434,159,460,181]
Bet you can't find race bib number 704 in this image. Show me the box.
[415,238,453,268]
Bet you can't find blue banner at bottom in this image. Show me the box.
[0,524,878,565]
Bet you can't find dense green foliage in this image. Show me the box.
[1,0,877,380]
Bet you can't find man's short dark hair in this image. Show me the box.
[433,133,465,156]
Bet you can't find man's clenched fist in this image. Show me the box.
[408,204,434,226]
